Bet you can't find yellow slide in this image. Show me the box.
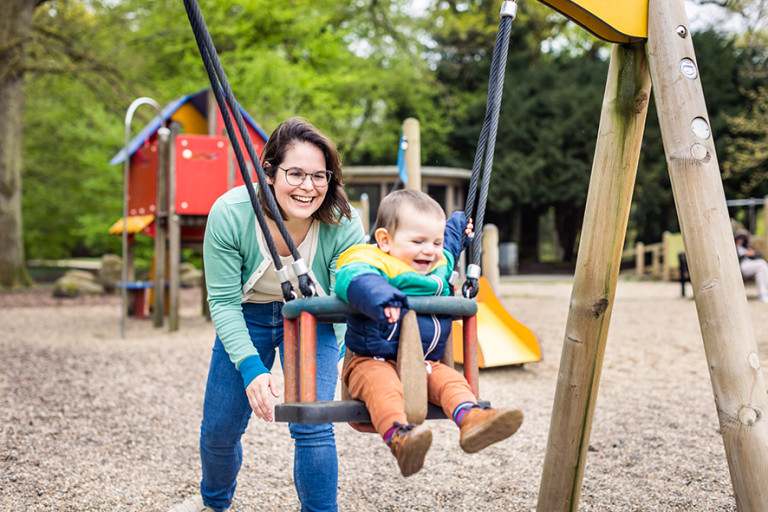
[452,277,542,368]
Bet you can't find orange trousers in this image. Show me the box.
[343,355,477,437]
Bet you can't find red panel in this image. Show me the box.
[128,141,158,216]
[175,135,229,215]
[214,106,264,187]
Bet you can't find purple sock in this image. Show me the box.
[383,425,399,445]
[453,402,476,426]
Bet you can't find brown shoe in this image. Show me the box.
[388,423,432,477]
[459,406,523,454]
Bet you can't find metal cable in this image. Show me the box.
[183,0,316,299]
[461,4,515,298]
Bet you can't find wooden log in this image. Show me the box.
[646,1,768,509]
[153,127,169,328]
[396,310,427,425]
[462,314,480,397]
[482,224,501,293]
[662,231,672,281]
[537,42,651,512]
[283,317,299,403]
[168,123,181,332]
[403,118,421,191]
[299,311,318,403]
[635,241,645,278]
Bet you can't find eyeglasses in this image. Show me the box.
[278,167,333,187]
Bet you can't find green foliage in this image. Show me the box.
[18,0,768,265]
[21,0,442,262]
[632,29,767,246]
[426,1,608,260]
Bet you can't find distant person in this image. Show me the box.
[335,189,523,477]
[734,229,768,303]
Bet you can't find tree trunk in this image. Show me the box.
[554,201,585,263]
[0,0,45,288]
[518,206,541,262]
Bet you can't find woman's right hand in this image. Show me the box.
[246,373,280,422]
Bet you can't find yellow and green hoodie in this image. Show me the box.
[334,212,468,361]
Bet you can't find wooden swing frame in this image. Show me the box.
[534,0,768,510]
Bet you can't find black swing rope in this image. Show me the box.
[183,0,316,301]
[458,0,516,299]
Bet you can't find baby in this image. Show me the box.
[335,189,523,477]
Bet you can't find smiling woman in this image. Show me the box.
[178,118,366,512]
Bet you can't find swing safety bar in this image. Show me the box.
[276,296,483,424]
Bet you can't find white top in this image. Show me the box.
[242,220,326,303]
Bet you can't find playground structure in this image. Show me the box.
[622,230,685,281]
[110,88,268,333]
[451,276,541,368]
[532,0,768,510]
[176,0,768,508]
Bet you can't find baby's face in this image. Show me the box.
[385,213,445,274]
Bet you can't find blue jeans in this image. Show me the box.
[200,302,339,511]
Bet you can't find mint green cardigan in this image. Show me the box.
[203,185,366,388]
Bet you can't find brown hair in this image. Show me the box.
[259,117,351,225]
[374,189,445,235]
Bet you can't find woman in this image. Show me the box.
[180,118,365,512]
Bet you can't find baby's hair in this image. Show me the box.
[374,189,445,235]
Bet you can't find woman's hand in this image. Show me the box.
[245,373,280,422]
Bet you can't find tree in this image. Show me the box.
[0,0,48,289]
[426,0,608,262]
[16,0,445,266]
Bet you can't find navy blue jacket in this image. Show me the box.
[334,212,468,361]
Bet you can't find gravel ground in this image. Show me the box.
[2,277,767,511]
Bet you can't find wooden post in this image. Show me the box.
[651,243,661,277]
[396,310,428,425]
[168,124,181,332]
[481,224,501,293]
[403,118,421,191]
[299,311,317,402]
[662,230,672,281]
[646,1,768,509]
[153,128,169,328]
[462,314,479,397]
[283,317,299,403]
[537,42,651,512]
[763,195,768,236]
[635,241,645,279]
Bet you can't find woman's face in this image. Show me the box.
[267,141,329,222]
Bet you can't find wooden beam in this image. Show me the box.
[537,41,651,512]
[646,1,768,509]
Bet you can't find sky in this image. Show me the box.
[684,0,745,33]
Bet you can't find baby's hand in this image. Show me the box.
[465,218,474,239]
[383,306,401,324]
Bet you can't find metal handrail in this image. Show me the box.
[120,97,167,339]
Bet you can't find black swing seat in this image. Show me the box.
[275,295,485,425]
[276,399,490,424]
